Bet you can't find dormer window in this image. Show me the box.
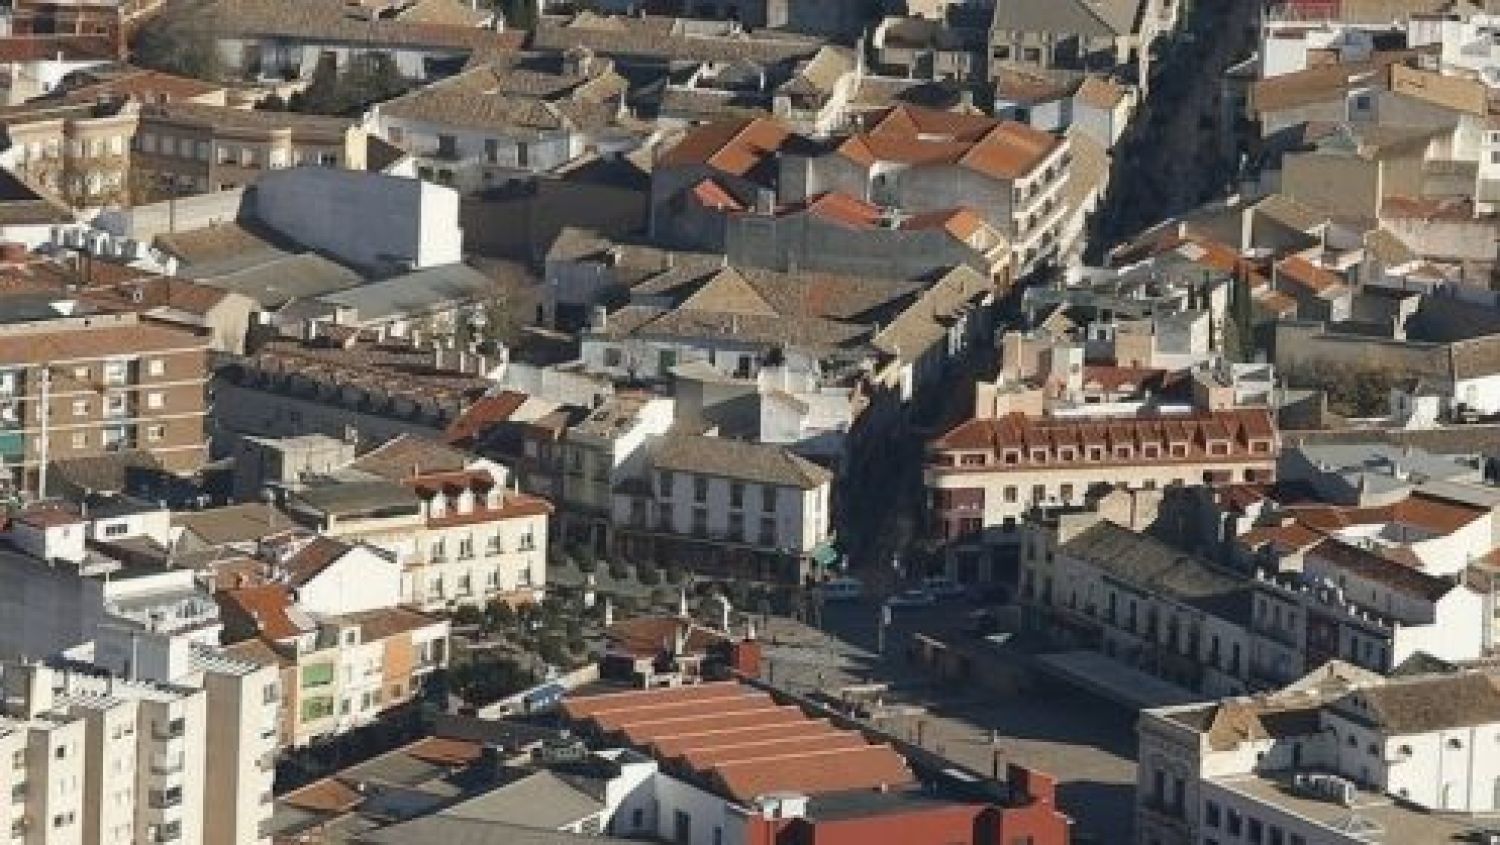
[1001,449,1021,465]
[455,489,475,515]
[1142,444,1160,459]
[429,495,446,518]
[1208,441,1230,457]
[1087,446,1104,461]
[1169,443,1187,458]
[1058,446,1077,461]
[1029,447,1048,463]
[1114,445,1132,460]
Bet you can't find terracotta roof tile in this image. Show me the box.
[444,390,528,445]
[1275,256,1347,297]
[658,117,791,176]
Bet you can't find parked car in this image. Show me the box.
[885,589,936,608]
[922,576,966,600]
[817,577,864,602]
[962,609,1002,638]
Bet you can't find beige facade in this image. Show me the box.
[0,312,210,496]
[132,104,366,199]
[926,409,1280,537]
[3,102,137,208]
[0,656,274,845]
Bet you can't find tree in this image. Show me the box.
[133,0,226,81]
[288,53,410,116]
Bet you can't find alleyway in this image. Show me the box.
[1090,0,1263,258]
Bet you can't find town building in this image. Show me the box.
[1137,664,1500,845]
[131,103,367,200]
[610,433,835,583]
[926,407,1278,542]
[266,434,552,609]
[0,305,210,497]
[560,680,1074,845]
[201,0,512,83]
[368,50,636,191]
[650,105,1069,277]
[211,531,450,748]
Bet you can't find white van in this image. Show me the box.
[818,577,864,602]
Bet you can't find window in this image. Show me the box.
[1205,800,1221,828]
[693,476,708,502]
[758,517,776,546]
[1227,810,1242,835]
[103,523,128,538]
[1248,818,1263,844]
[1003,486,1018,503]
[761,485,776,512]
[430,540,446,562]
[729,512,745,541]
[146,425,164,442]
[458,537,474,560]
[72,398,89,417]
[147,391,164,409]
[691,508,707,536]
[484,138,499,164]
[71,432,87,449]
[658,470,674,497]
[147,358,165,377]
[730,482,744,508]
[320,152,337,167]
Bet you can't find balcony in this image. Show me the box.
[149,755,184,776]
[152,719,186,742]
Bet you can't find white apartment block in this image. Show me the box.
[0,656,277,845]
[1138,666,1500,845]
[286,464,552,611]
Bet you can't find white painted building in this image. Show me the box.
[1138,666,1500,845]
[253,166,464,273]
[611,433,836,582]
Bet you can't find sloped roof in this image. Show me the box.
[992,0,1145,37]
[652,434,832,488]
[1343,673,1500,734]
[658,117,792,175]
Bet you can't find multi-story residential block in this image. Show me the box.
[650,105,1069,277]
[273,436,553,610]
[610,433,835,583]
[0,501,280,845]
[131,103,366,199]
[0,307,209,497]
[218,583,448,748]
[0,100,137,207]
[0,653,276,845]
[926,406,1278,540]
[1137,666,1500,845]
[558,393,674,555]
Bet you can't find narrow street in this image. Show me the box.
[1090,0,1263,257]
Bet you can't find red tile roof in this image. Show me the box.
[564,681,916,803]
[218,584,304,641]
[690,178,745,211]
[1276,256,1347,297]
[659,117,791,176]
[443,390,528,445]
[932,409,1278,462]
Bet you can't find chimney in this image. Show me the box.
[591,305,609,331]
